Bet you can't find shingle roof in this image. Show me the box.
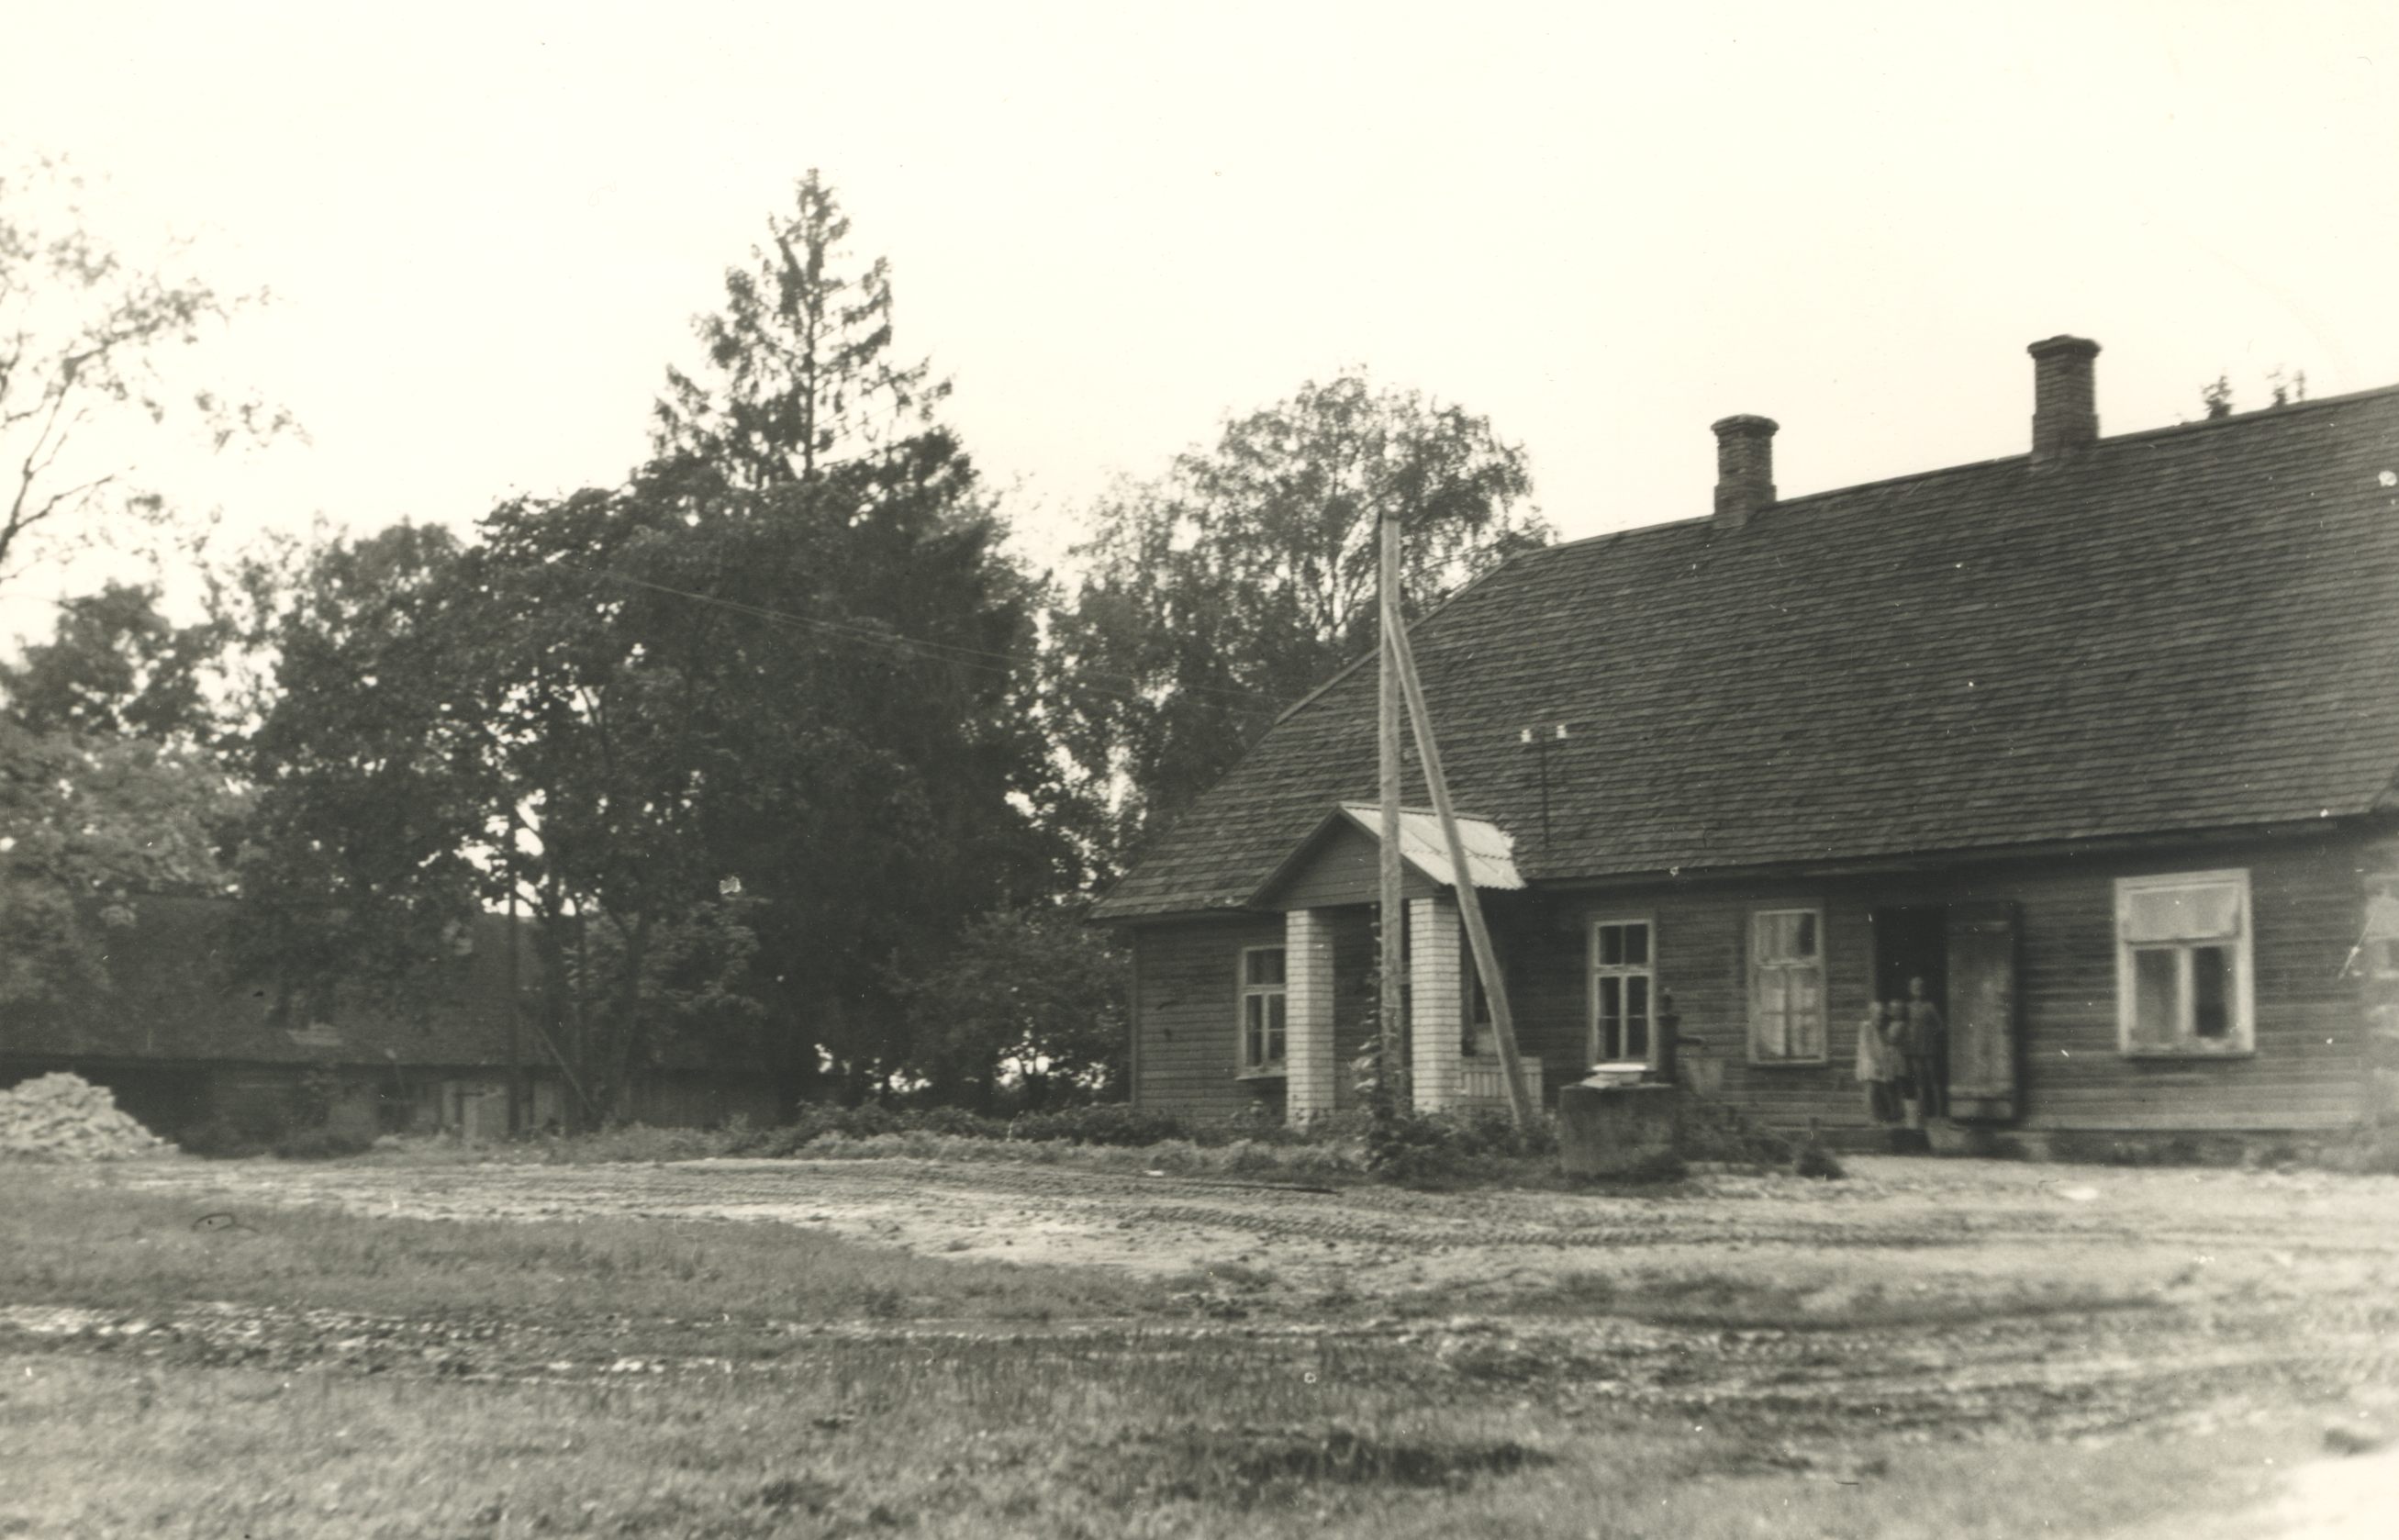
[1096,385,2399,921]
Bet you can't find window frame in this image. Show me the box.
[1236,944,1289,1078]
[2114,869,2256,1057]
[1587,916,1657,1068]
[1746,905,1829,1066]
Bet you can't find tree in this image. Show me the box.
[0,156,291,591]
[902,902,1131,1110]
[240,174,1065,1122]
[0,579,224,742]
[645,173,1059,1100]
[238,444,1056,1123]
[1045,370,1548,865]
[229,523,497,1005]
[1,579,244,1012]
[591,445,1060,1106]
[653,170,944,488]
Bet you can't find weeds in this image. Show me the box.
[1364,1109,1562,1184]
[0,1169,1158,1325]
[0,1343,2318,1540]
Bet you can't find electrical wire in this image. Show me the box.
[552,559,1289,711]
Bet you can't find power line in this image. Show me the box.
[552,560,1282,711]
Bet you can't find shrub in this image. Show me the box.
[1009,1104,1187,1146]
[1671,1092,1798,1167]
[1359,1109,1535,1182]
[1363,1111,1471,1184]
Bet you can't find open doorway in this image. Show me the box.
[1871,906,1949,1119]
[1871,907,1947,1007]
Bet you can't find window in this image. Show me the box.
[1748,908,1826,1062]
[1239,946,1288,1075]
[1589,919,1655,1066]
[2116,871,2254,1055]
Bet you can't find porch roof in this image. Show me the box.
[1246,803,1523,910]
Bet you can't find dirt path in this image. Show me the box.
[103,1151,2399,1302]
[61,1154,2399,1534]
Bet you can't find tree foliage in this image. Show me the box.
[0,156,291,589]
[231,523,496,999]
[0,579,225,742]
[240,175,1062,1122]
[1046,370,1547,863]
[1,583,243,1010]
[653,170,944,488]
[902,902,1131,1110]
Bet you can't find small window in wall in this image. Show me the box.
[1589,919,1655,1066]
[2116,871,2254,1055]
[1239,946,1288,1076]
[1749,908,1827,1062]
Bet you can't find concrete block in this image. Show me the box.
[1558,1082,1679,1177]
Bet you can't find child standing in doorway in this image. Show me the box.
[1855,1000,1904,1125]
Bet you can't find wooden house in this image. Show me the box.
[1094,338,2399,1144]
[0,896,779,1141]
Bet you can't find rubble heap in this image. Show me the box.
[0,1073,174,1161]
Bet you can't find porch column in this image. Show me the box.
[1410,895,1464,1111]
[1285,908,1338,1124]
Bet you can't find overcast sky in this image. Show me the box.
[6,1,2398,640]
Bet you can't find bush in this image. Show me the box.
[1671,1092,1799,1167]
[721,1101,1193,1155]
[1009,1104,1188,1146]
[1362,1108,1560,1184]
[1363,1111,1472,1184]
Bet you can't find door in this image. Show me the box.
[1870,907,1947,1010]
[1945,900,2020,1122]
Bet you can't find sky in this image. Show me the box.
[6,0,2399,643]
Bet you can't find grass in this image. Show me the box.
[0,1164,2366,1538]
[0,1170,1157,1326]
[1447,1265,2168,1333]
[0,1347,2326,1539]
[348,1125,1378,1180]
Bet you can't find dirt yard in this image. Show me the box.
[9,1153,2397,1537]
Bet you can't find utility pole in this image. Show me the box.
[1377,505,1406,1118]
[1391,606,1538,1129]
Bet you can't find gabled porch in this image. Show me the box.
[1247,803,1541,1122]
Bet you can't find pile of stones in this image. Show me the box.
[0,1072,173,1161]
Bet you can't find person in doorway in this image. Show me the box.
[1855,1000,1904,1124]
[1904,976,1947,1123]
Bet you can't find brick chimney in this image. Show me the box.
[2028,335,2101,464]
[1712,414,1778,530]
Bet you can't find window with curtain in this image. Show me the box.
[1748,908,1826,1062]
[2116,871,2253,1055]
